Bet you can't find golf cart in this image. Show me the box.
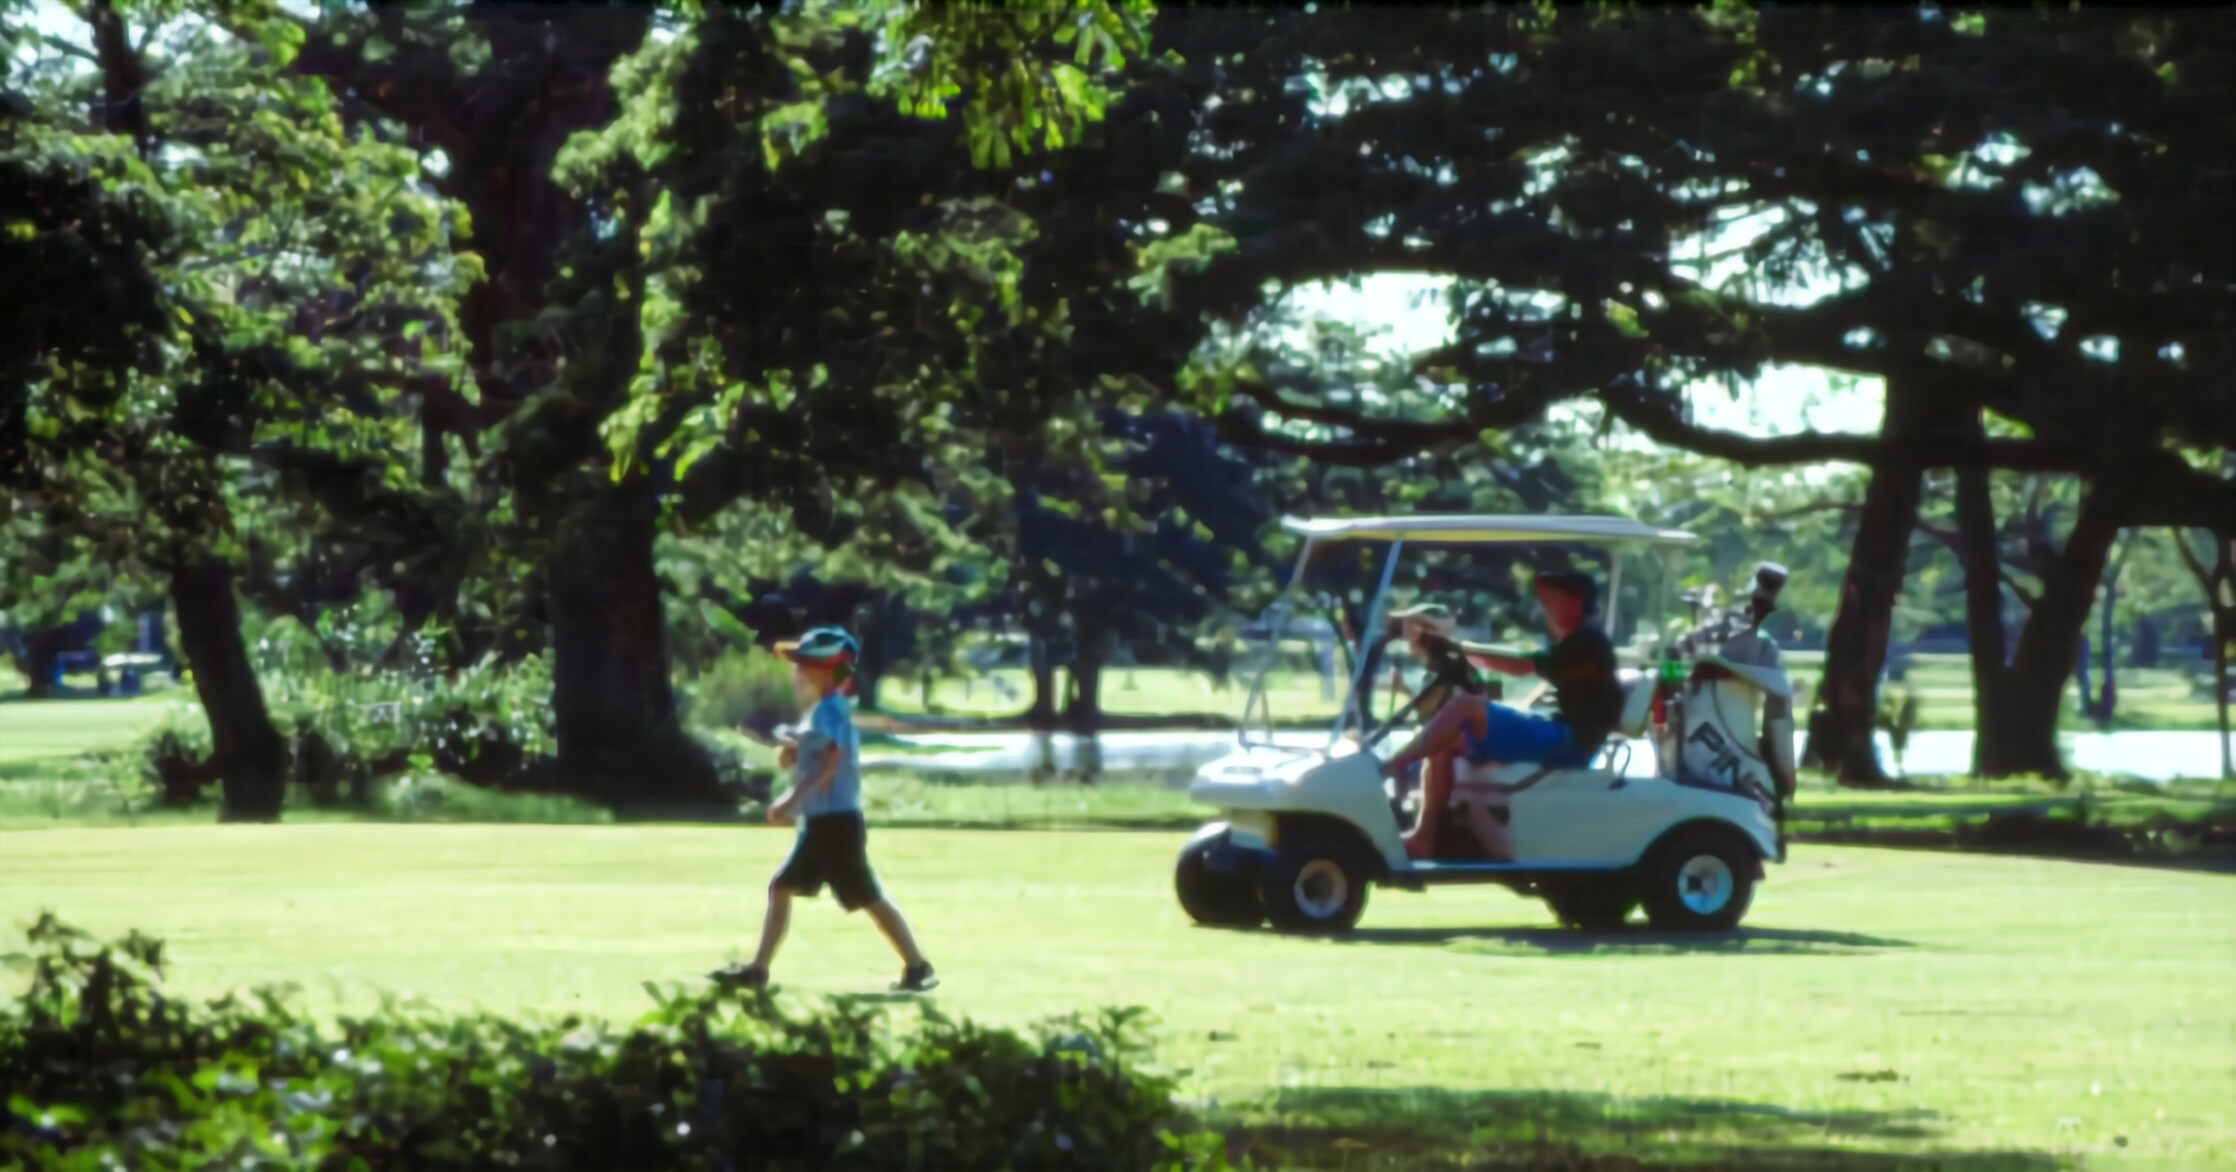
[1177,514,1795,936]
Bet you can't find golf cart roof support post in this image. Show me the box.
[1241,536,1318,749]
[1607,552,1624,644]
[1330,539,1404,749]
[1653,546,1678,655]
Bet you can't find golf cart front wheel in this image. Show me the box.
[1642,827,1756,932]
[1260,850,1369,935]
[1542,879,1639,932]
[1176,845,1265,928]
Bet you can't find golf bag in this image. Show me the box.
[1658,563,1797,803]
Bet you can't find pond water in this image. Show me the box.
[872,728,2235,784]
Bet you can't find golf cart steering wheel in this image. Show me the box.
[1366,645,1476,750]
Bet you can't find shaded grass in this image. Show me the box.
[1225,1087,2065,1170]
[1,825,2227,1168]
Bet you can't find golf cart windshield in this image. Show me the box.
[1234,514,1697,753]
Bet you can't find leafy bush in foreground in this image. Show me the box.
[0,917,1232,1171]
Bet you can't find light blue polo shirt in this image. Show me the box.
[791,692,861,822]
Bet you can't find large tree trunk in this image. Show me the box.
[2216,605,2233,783]
[2191,534,2235,782]
[2089,532,2136,730]
[546,483,724,810]
[1803,464,1922,784]
[1805,373,1967,785]
[1952,462,2024,777]
[1026,630,1060,729]
[1992,484,2126,781]
[1065,638,1106,734]
[19,627,68,699]
[169,557,289,822]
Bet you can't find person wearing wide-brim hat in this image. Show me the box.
[1383,602,1483,720]
[712,626,937,994]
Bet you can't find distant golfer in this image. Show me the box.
[711,625,937,993]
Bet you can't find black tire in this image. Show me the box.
[1259,848,1369,935]
[1176,845,1265,928]
[1641,826,1756,932]
[1542,879,1639,931]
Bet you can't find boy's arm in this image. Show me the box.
[1466,651,1539,677]
[771,748,837,824]
[1458,640,1542,678]
[768,714,842,822]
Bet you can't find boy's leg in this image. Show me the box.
[1385,697,1482,773]
[827,817,936,990]
[866,899,927,967]
[1400,752,1457,859]
[1398,702,1489,858]
[712,881,794,989]
[1452,786,1516,861]
[750,883,794,969]
[715,829,823,986]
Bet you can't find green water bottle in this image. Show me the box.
[1652,658,1683,728]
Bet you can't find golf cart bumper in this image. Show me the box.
[1186,822,1278,877]
[1202,836,1278,877]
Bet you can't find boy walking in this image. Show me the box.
[711,626,937,993]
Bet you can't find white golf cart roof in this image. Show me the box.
[1280,514,1697,548]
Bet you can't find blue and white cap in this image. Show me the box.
[775,625,859,666]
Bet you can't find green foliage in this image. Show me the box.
[681,648,799,734]
[0,919,1229,1171]
[871,3,1154,166]
[246,607,557,764]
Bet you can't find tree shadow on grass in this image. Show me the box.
[1221,1087,2062,1171]
[1329,926,1915,957]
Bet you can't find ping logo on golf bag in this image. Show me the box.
[1685,722,1741,785]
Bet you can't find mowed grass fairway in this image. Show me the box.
[0,695,180,766]
[5,826,2230,1168]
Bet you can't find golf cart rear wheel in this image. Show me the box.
[1641,827,1755,932]
[1260,849,1369,935]
[1542,879,1638,932]
[1175,845,1265,928]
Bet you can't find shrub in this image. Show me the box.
[0,919,1232,1171]
[684,649,799,734]
[140,720,215,807]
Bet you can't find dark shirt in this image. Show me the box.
[1530,625,1622,748]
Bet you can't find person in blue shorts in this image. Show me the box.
[1381,571,1621,860]
[711,626,936,993]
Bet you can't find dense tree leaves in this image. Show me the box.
[2,0,479,817]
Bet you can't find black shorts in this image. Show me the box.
[772,812,883,912]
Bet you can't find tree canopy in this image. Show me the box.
[3,1,2229,810]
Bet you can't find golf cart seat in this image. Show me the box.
[1449,673,1656,792]
[1613,669,1657,738]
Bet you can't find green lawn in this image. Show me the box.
[3,824,2229,1169]
[0,694,184,766]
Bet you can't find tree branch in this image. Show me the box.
[2172,528,2236,615]
[1209,408,1464,467]
[1596,382,2083,471]
[34,33,98,64]
[1916,520,2044,610]
[1756,498,1862,523]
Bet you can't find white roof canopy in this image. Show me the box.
[1279,514,1697,548]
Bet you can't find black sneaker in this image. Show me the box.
[893,962,939,993]
[709,963,769,991]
